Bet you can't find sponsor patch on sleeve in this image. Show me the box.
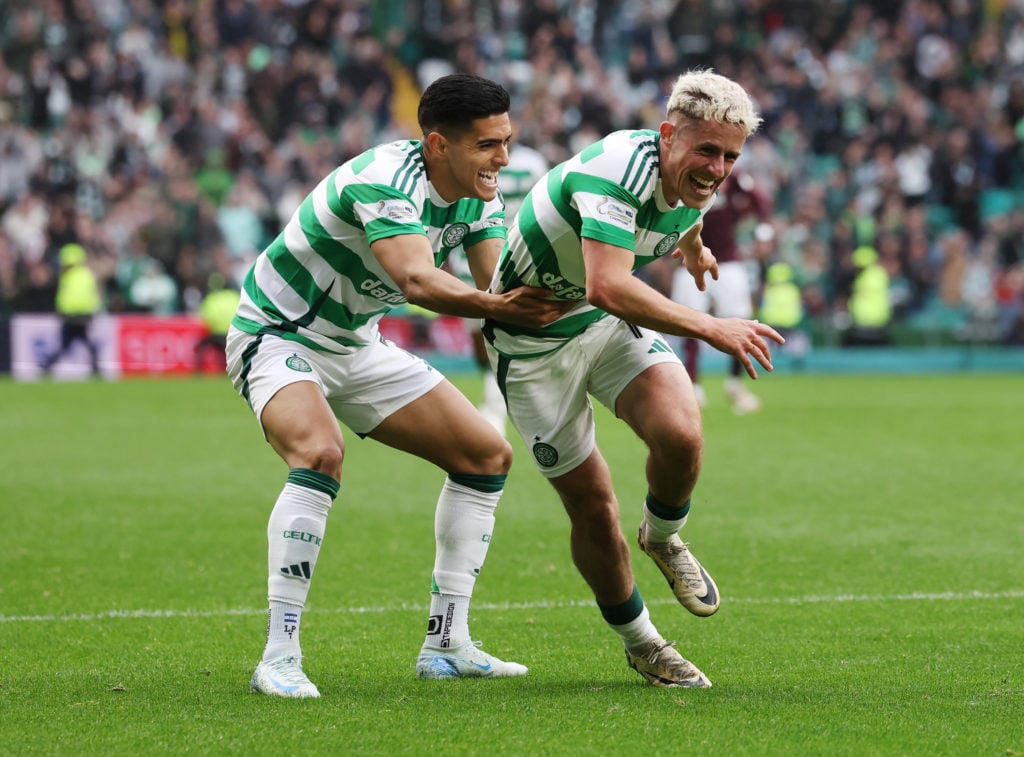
[596,199,636,229]
[374,199,418,222]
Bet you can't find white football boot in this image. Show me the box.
[638,522,720,617]
[416,640,528,679]
[626,638,712,688]
[250,655,320,698]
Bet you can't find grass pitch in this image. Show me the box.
[1,371,1022,755]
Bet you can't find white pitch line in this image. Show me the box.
[2,590,1023,624]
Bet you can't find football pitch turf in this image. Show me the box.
[1,372,1021,755]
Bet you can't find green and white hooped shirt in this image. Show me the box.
[486,129,713,359]
[232,140,507,354]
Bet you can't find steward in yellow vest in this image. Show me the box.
[844,245,892,346]
[759,263,803,329]
[195,273,241,372]
[41,244,103,376]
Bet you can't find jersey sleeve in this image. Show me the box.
[350,185,427,245]
[564,171,640,251]
[463,197,507,248]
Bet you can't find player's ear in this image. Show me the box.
[659,121,674,142]
[425,130,447,156]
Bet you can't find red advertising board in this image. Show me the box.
[117,315,209,375]
[10,313,472,381]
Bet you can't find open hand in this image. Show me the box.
[705,317,785,379]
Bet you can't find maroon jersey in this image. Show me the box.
[701,173,771,264]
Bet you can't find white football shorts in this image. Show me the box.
[487,316,681,478]
[671,260,754,318]
[226,326,444,436]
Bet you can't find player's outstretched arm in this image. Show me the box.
[582,238,783,377]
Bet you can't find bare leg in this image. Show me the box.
[547,444,712,687]
[616,363,720,617]
[549,447,634,606]
[616,362,702,508]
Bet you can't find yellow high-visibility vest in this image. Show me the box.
[200,288,241,335]
[55,264,101,316]
[850,265,891,327]
[759,263,803,328]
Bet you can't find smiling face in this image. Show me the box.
[658,115,748,208]
[425,113,512,203]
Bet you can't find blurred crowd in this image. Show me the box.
[1,0,1023,344]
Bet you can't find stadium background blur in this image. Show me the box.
[1,0,1023,376]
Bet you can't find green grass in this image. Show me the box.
[1,373,1022,755]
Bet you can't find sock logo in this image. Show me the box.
[283,530,322,545]
[426,614,443,635]
[280,561,312,579]
[284,611,298,639]
[440,602,455,648]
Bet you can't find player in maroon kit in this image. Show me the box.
[669,171,772,413]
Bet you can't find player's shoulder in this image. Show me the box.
[605,129,659,152]
[574,129,658,168]
[565,130,660,201]
[343,140,426,188]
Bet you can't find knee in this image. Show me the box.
[302,441,345,480]
[564,498,628,554]
[560,491,618,530]
[445,434,512,477]
[652,423,703,469]
[477,437,513,475]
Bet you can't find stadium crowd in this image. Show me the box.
[1,0,1023,345]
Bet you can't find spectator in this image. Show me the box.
[2,189,49,264]
[0,0,1021,353]
[215,169,269,283]
[759,261,806,361]
[0,236,20,316]
[128,259,178,315]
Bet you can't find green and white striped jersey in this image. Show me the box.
[232,140,506,353]
[486,129,713,358]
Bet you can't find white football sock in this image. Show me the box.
[424,475,502,648]
[425,592,472,650]
[262,471,336,660]
[610,604,661,651]
[263,601,303,661]
[642,504,689,544]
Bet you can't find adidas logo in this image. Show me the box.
[280,561,312,579]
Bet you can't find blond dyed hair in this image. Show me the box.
[666,69,762,137]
